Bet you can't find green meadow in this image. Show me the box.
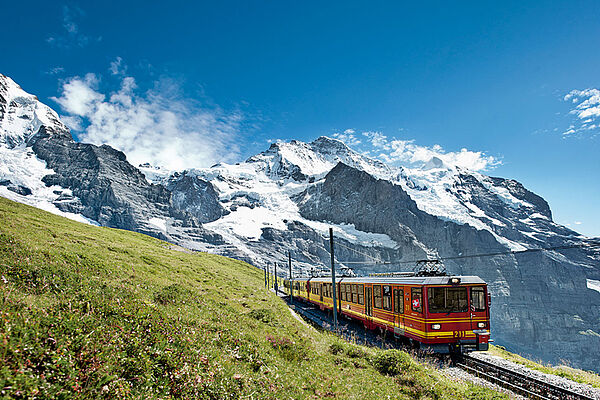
[0,196,506,399]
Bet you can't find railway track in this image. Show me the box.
[456,354,596,400]
[283,293,597,400]
[285,295,398,348]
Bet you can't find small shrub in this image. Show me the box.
[153,283,192,305]
[329,342,344,355]
[249,308,276,325]
[345,346,368,359]
[372,349,412,376]
[266,334,308,362]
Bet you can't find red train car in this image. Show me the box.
[290,275,490,353]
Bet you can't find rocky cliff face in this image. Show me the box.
[0,74,220,244]
[296,163,600,371]
[1,73,599,371]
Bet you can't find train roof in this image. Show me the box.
[293,275,486,285]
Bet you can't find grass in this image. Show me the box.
[0,196,508,399]
[486,345,600,389]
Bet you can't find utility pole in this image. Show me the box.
[329,227,338,331]
[288,251,293,304]
[274,262,278,293]
[264,264,267,290]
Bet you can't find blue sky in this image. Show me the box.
[1,1,599,236]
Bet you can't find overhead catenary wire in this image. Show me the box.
[271,228,599,276]
[316,232,385,264]
[337,241,600,265]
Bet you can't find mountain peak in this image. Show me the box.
[0,74,68,148]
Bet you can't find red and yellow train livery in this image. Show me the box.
[289,275,490,353]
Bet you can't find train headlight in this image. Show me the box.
[477,322,486,328]
[431,324,441,330]
[449,277,461,285]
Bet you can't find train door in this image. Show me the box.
[365,286,372,316]
[469,286,487,330]
[393,287,405,336]
[365,285,373,328]
[319,283,323,303]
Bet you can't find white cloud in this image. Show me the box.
[361,131,499,171]
[109,57,127,76]
[53,73,104,115]
[46,5,100,49]
[53,69,242,171]
[45,67,65,75]
[563,88,600,136]
[332,129,361,147]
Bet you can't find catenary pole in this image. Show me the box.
[274,262,278,293]
[329,227,338,331]
[264,264,267,290]
[288,251,293,304]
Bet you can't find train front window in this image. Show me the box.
[428,287,468,313]
[471,287,486,312]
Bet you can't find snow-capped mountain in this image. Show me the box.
[1,73,599,372]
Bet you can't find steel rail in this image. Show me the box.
[457,354,595,400]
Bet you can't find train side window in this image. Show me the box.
[341,284,347,301]
[382,285,392,310]
[373,285,382,309]
[471,287,486,312]
[393,288,404,314]
[352,284,358,304]
[346,285,351,302]
[411,288,422,313]
[346,284,350,303]
[358,284,364,305]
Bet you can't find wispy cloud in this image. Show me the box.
[45,67,65,75]
[46,5,100,49]
[332,129,361,147]
[563,88,600,137]
[52,62,243,171]
[353,131,499,171]
[109,57,127,76]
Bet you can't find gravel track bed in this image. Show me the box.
[441,366,526,399]
[470,352,600,400]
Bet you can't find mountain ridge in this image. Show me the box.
[1,73,599,372]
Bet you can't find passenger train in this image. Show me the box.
[284,274,491,353]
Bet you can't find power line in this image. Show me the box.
[333,240,385,263]
[315,232,386,264]
[337,241,600,265]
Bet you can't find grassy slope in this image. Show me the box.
[485,345,600,389]
[0,197,507,399]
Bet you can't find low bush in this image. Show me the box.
[372,349,412,376]
[153,283,192,305]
